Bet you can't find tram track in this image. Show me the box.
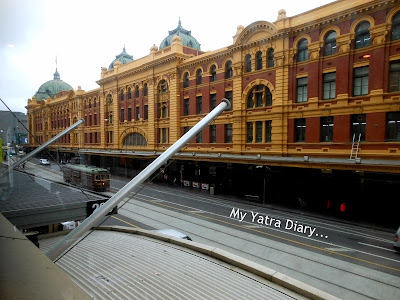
[117,195,399,299]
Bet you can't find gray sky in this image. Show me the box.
[0,0,336,114]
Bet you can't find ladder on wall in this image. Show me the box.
[350,133,361,160]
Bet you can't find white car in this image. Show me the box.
[39,158,50,165]
[395,226,400,252]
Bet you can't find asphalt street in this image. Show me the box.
[102,175,400,300]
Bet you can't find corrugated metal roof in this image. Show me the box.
[54,229,299,300]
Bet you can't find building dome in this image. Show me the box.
[159,19,201,50]
[34,69,73,101]
[108,47,133,70]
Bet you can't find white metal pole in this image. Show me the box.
[46,99,230,261]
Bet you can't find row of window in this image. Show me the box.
[183,91,233,116]
[295,60,400,103]
[119,84,148,101]
[294,112,400,143]
[183,61,233,87]
[181,124,233,144]
[120,106,149,122]
[296,12,400,62]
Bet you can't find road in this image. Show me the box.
[102,175,400,300]
[12,160,400,299]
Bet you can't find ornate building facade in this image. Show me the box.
[26,0,400,225]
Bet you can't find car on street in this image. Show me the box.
[39,158,50,165]
[152,229,192,241]
[395,226,400,252]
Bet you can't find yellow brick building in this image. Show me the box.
[26,0,400,224]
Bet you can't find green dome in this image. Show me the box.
[34,69,73,101]
[108,47,133,70]
[160,19,201,50]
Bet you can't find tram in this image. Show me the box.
[62,164,111,192]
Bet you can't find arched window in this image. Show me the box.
[392,12,400,41]
[256,51,263,70]
[324,31,337,56]
[184,72,190,87]
[120,90,124,101]
[225,60,233,79]
[123,132,147,146]
[196,69,202,85]
[159,79,168,93]
[297,39,308,62]
[127,88,132,99]
[143,83,148,96]
[247,84,273,108]
[355,21,370,49]
[210,65,217,82]
[267,49,274,68]
[245,54,252,72]
[106,94,112,104]
[135,85,140,98]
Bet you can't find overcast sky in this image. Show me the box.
[0,0,336,114]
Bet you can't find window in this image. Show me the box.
[128,108,132,121]
[210,125,216,143]
[245,54,252,72]
[136,107,140,120]
[297,39,308,62]
[184,72,189,88]
[265,120,272,142]
[355,21,370,49]
[120,90,124,101]
[120,109,124,122]
[210,65,217,82]
[267,49,274,68]
[107,94,112,104]
[389,60,400,92]
[256,121,263,142]
[353,66,369,96]
[255,85,264,107]
[196,69,202,85]
[225,124,232,143]
[295,118,306,142]
[392,12,400,40]
[225,91,232,111]
[161,102,168,118]
[256,51,262,70]
[247,122,253,142]
[123,132,147,146]
[225,60,233,79]
[324,31,337,56]
[210,94,217,110]
[127,88,132,99]
[159,80,167,93]
[144,105,148,120]
[184,99,189,116]
[297,77,308,103]
[196,130,202,143]
[247,85,272,108]
[143,84,148,96]
[196,96,202,114]
[386,112,400,140]
[94,114,97,125]
[351,114,366,141]
[162,128,168,143]
[135,85,140,97]
[323,72,336,99]
[321,117,334,142]
[183,126,190,135]
[247,92,254,108]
